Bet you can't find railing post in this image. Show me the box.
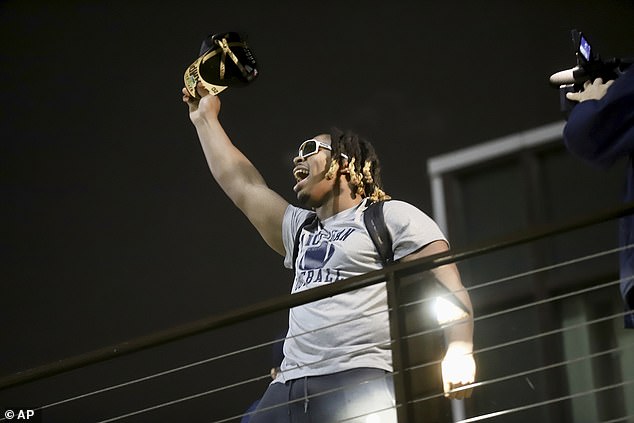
[386,270,414,422]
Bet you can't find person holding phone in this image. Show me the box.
[563,68,634,328]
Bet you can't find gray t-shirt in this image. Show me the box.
[275,199,446,383]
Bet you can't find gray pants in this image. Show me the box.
[248,368,396,423]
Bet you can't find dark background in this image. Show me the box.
[2,0,634,421]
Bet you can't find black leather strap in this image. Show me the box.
[363,201,394,266]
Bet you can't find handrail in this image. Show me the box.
[2,201,633,391]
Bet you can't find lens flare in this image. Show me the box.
[365,413,381,423]
[434,296,469,325]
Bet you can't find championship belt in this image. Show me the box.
[184,32,258,98]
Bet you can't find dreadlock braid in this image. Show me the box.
[362,161,373,184]
[324,159,339,180]
[347,157,364,196]
[327,128,391,202]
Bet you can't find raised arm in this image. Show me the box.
[401,240,476,399]
[182,87,289,255]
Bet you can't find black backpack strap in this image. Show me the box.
[292,213,318,271]
[363,200,394,266]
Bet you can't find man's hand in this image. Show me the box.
[566,78,615,103]
[441,341,476,399]
[181,83,221,125]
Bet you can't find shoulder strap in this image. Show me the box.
[363,200,394,266]
[292,213,318,271]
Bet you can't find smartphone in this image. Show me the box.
[578,33,592,63]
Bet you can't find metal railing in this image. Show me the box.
[1,203,633,422]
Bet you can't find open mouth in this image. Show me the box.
[293,168,309,182]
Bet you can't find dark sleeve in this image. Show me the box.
[562,69,634,168]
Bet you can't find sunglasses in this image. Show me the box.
[298,139,349,160]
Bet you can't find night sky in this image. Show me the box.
[2,0,634,420]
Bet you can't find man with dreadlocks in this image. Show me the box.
[182,86,475,422]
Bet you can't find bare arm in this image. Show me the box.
[401,240,475,399]
[182,87,288,255]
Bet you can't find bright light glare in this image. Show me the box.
[434,296,469,325]
[441,349,476,388]
[365,413,381,423]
